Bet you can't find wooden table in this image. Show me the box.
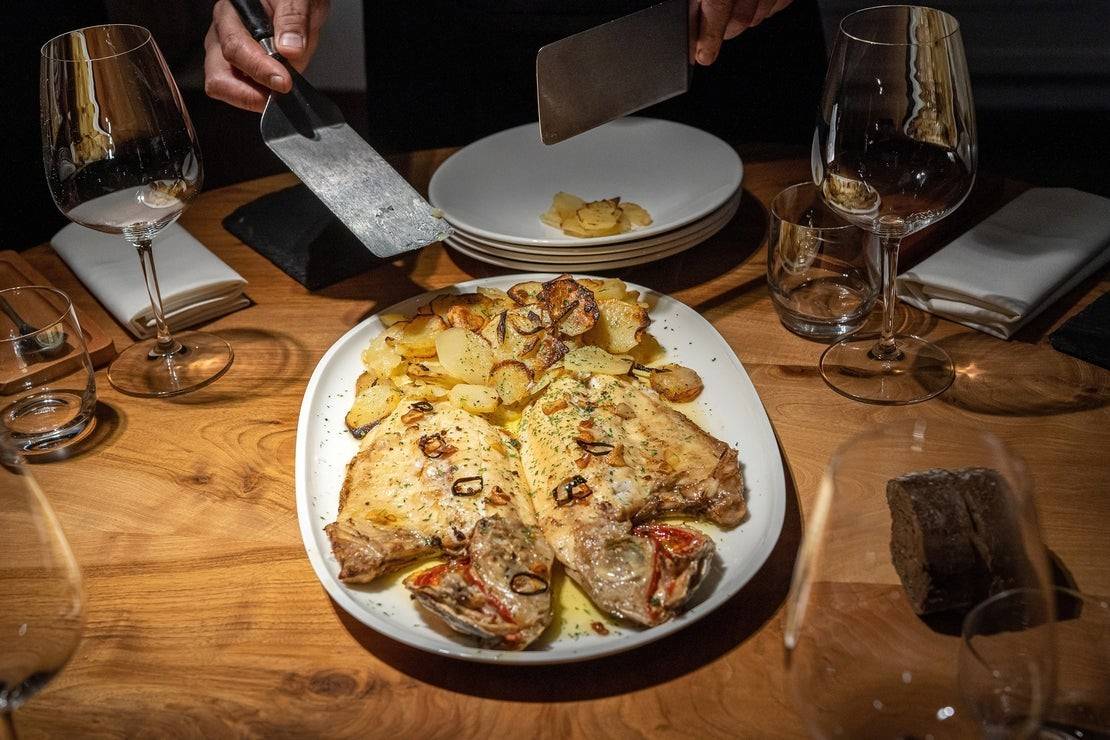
[17,149,1110,738]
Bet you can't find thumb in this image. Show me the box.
[272,0,310,60]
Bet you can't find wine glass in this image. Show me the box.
[40,25,233,398]
[784,420,1054,739]
[962,588,1109,739]
[0,446,84,736]
[812,5,977,404]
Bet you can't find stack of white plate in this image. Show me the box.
[429,118,743,272]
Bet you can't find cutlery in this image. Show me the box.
[230,0,450,258]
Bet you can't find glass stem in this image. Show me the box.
[871,232,904,362]
[1,712,16,740]
[133,239,182,358]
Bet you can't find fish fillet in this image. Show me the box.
[518,374,746,625]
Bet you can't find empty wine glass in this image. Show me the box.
[784,420,1053,738]
[812,5,977,404]
[962,587,1109,739]
[0,447,84,737]
[40,25,233,398]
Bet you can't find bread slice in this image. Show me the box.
[886,468,990,614]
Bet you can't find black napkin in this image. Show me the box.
[222,183,380,290]
[1048,291,1110,370]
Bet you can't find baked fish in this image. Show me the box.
[404,514,555,649]
[518,374,746,625]
[326,398,536,582]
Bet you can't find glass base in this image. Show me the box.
[107,330,233,398]
[819,332,954,405]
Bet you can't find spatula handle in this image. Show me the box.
[230,0,274,43]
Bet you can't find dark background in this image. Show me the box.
[7,0,1110,250]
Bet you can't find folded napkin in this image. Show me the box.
[897,188,1110,339]
[51,222,250,339]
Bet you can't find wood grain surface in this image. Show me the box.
[12,147,1109,739]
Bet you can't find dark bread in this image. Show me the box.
[886,469,988,614]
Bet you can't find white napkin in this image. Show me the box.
[897,188,1110,339]
[51,222,249,339]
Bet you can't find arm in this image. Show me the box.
[203,0,331,112]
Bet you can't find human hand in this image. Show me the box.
[692,0,794,65]
[204,0,331,112]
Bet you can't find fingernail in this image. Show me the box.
[697,48,715,65]
[269,74,286,90]
[279,32,304,50]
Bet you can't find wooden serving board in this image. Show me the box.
[0,250,116,393]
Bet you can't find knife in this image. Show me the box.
[536,0,693,145]
[229,0,449,258]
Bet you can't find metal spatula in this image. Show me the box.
[536,0,692,145]
[230,0,448,258]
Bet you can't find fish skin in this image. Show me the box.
[404,514,555,649]
[518,374,746,625]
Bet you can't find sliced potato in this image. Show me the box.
[563,345,634,376]
[532,331,568,373]
[508,281,543,305]
[583,298,650,353]
[540,209,563,228]
[345,384,402,438]
[560,213,623,238]
[552,191,586,220]
[539,275,599,336]
[576,199,621,231]
[490,360,532,405]
[407,360,458,388]
[361,333,405,378]
[354,371,377,396]
[405,383,448,402]
[649,363,704,403]
[392,314,447,358]
[379,312,407,328]
[448,383,500,414]
[435,327,494,385]
[621,202,653,226]
[443,304,487,331]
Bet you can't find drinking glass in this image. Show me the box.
[0,447,84,736]
[784,420,1053,739]
[767,182,879,340]
[962,588,1109,739]
[812,5,977,404]
[0,287,97,456]
[40,25,233,398]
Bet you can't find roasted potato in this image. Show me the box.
[389,314,447,358]
[435,327,494,385]
[354,371,377,396]
[345,383,402,438]
[583,299,650,354]
[649,363,704,403]
[449,383,500,414]
[490,360,532,405]
[539,192,651,238]
[406,360,458,388]
[539,274,599,336]
[508,281,543,306]
[563,345,633,376]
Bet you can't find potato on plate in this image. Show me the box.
[345,382,402,438]
[448,383,500,414]
[435,327,495,385]
[563,345,633,377]
[583,299,650,354]
[649,363,704,403]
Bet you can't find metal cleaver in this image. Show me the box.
[536,0,693,145]
[229,0,448,258]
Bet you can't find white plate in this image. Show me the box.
[448,194,740,264]
[444,197,739,272]
[295,275,785,665]
[428,118,743,247]
[450,188,743,258]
